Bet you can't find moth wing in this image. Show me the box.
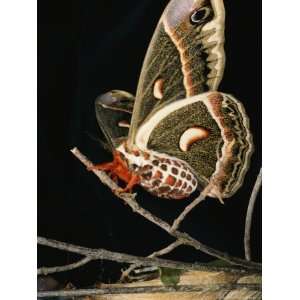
[134,92,253,198]
[128,0,226,144]
[95,90,135,149]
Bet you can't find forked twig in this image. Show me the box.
[38,236,249,274]
[171,188,210,232]
[70,147,261,271]
[38,236,261,298]
[244,168,262,261]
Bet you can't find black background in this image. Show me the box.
[38,0,261,287]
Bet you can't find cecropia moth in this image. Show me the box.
[92,0,253,202]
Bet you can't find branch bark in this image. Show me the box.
[149,240,183,258]
[38,257,92,276]
[70,147,261,271]
[37,283,261,298]
[244,168,262,261]
[38,236,250,274]
[171,188,209,232]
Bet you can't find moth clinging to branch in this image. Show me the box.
[90,0,253,202]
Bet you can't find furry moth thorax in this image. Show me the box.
[116,143,198,200]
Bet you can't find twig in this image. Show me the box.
[171,188,209,232]
[70,147,261,271]
[37,283,261,298]
[120,240,183,282]
[38,257,92,275]
[149,240,183,258]
[38,237,251,274]
[244,168,262,261]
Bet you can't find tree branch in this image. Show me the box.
[171,188,209,232]
[37,283,261,298]
[70,147,261,271]
[37,257,92,276]
[244,168,262,261]
[149,240,183,258]
[38,236,250,274]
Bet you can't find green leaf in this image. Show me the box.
[159,268,182,287]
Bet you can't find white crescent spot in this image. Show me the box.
[153,79,164,100]
[118,120,130,128]
[179,126,210,152]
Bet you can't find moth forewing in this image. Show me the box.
[128,0,226,147]
[201,0,225,90]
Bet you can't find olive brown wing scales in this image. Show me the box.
[128,0,226,146]
[133,92,253,199]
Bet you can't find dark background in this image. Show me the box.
[38,0,261,287]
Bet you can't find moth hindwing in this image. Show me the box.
[95,90,135,149]
[134,92,253,199]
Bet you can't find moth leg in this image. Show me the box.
[115,174,140,194]
[87,162,115,172]
[209,189,224,205]
[216,194,224,204]
[109,172,119,184]
[202,179,225,205]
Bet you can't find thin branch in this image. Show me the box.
[244,168,262,261]
[171,188,209,232]
[38,236,250,274]
[37,283,261,298]
[70,147,261,271]
[149,240,183,258]
[120,240,183,282]
[38,257,92,276]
